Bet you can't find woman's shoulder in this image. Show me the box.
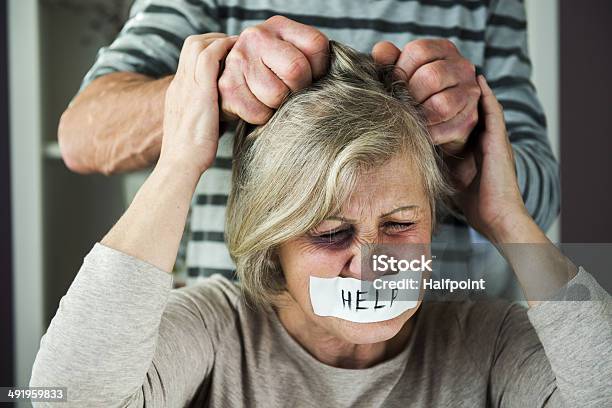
[421,299,527,330]
[164,274,279,353]
[170,274,242,311]
[417,300,534,366]
[164,274,244,337]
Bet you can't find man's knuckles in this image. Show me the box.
[418,58,475,89]
[427,91,461,123]
[219,79,272,124]
[279,55,311,84]
[244,65,289,107]
[263,15,328,61]
[415,63,446,92]
[259,80,290,108]
[264,14,291,27]
[302,30,329,58]
[455,57,477,81]
[439,38,458,53]
[403,38,459,62]
[239,101,273,124]
[238,25,271,47]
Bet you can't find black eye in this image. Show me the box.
[383,222,414,233]
[310,227,353,248]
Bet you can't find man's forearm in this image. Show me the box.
[58,72,173,175]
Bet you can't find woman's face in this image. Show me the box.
[277,155,432,344]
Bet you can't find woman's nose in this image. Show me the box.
[341,232,379,280]
[342,245,362,279]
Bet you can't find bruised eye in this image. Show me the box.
[309,227,353,249]
[382,222,415,233]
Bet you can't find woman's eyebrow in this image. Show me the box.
[326,205,420,223]
[326,216,354,223]
[380,205,420,218]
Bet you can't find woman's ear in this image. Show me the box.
[265,247,286,285]
[267,247,281,271]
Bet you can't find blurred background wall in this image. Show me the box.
[3,0,611,401]
[1,0,13,391]
[526,0,560,240]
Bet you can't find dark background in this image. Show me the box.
[560,0,612,242]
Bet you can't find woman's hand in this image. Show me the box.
[447,75,531,242]
[100,34,236,272]
[159,33,238,176]
[448,76,578,304]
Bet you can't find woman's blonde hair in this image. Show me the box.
[225,41,452,306]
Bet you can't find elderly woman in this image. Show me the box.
[31,37,610,407]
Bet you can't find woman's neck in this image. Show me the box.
[274,299,414,369]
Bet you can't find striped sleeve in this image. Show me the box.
[79,0,221,91]
[483,0,560,231]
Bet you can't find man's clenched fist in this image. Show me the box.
[218,15,329,124]
[372,38,481,156]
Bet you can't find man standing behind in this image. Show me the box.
[59,0,558,280]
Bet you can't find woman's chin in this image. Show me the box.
[325,306,419,344]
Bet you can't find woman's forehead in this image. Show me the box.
[323,157,426,219]
[350,157,426,196]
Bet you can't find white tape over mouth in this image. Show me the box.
[309,271,421,323]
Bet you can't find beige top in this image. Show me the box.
[30,243,612,407]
